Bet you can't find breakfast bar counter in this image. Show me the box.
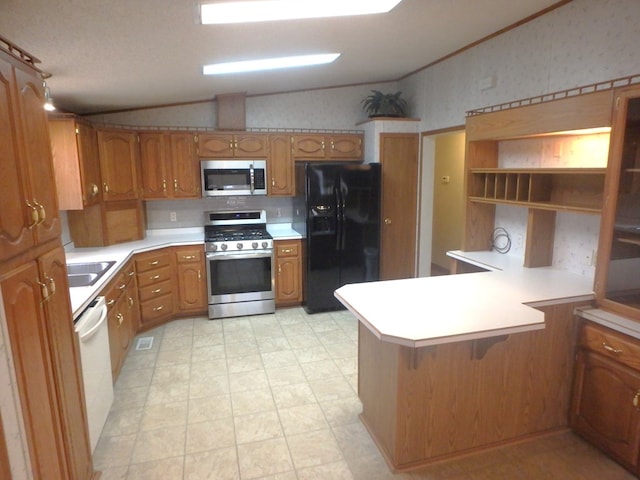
[334,250,596,472]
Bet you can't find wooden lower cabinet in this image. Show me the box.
[570,321,640,473]
[174,246,207,315]
[135,249,175,330]
[275,240,303,307]
[1,245,94,479]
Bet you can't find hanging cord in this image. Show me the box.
[491,227,511,254]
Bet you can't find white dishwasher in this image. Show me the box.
[74,296,113,452]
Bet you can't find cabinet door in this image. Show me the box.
[1,261,68,479]
[571,349,640,470]
[14,64,61,245]
[292,134,326,159]
[98,129,140,201]
[198,133,234,157]
[234,134,268,158]
[328,134,363,159]
[0,58,34,261]
[139,132,170,199]
[39,247,93,480]
[275,240,302,305]
[175,247,206,313]
[170,133,200,198]
[268,135,294,196]
[76,122,102,207]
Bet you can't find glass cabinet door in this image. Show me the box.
[599,91,640,316]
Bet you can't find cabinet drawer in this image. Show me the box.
[580,322,640,371]
[102,272,127,308]
[276,242,299,258]
[138,279,172,302]
[140,294,174,322]
[136,265,172,288]
[175,248,203,264]
[135,251,171,273]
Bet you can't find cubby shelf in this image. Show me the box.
[468,168,606,214]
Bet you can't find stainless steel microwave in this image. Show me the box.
[201,160,267,197]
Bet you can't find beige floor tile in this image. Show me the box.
[146,380,190,405]
[188,394,232,423]
[324,342,358,359]
[266,364,307,387]
[225,341,260,358]
[101,406,144,437]
[256,335,292,353]
[253,471,297,480]
[159,334,193,352]
[300,359,343,381]
[261,349,299,369]
[184,447,239,480]
[151,363,191,385]
[125,456,184,480]
[271,382,316,409]
[296,460,355,480]
[234,411,284,444]
[282,323,315,337]
[224,329,257,344]
[155,347,192,367]
[192,319,223,336]
[112,385,149,410]
[227,353,264,373]
[93,433,137,469]
[193,331,225,348]
[316,329,353,346]
[309,376,356,401]
[319,396,362,427]
[138,400,188,432]
[287,428,344,469]
[162,319,194,338]
[229,369,270,393]
[231,387,276,415]
[186,417,236,454]
[278,403,329,436]
[189,373,230,398]
[191,344,226,362]
[96,465,128,480]
[190,358,228,378]
[115,367,154,390]
[131,425,186,464]
[293,346,330,363]
[121,352,157,371]
[237,437,294,479]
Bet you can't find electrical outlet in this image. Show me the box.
[169,211,177,222]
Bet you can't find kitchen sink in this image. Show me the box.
[67,261,116,288]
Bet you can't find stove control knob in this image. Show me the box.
[221,243,228,251]
[211,244,218,252]
[237,243,243,250]
[252,242,259,249]
[262,241,268,249]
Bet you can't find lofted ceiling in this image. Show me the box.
[0,0,564,115]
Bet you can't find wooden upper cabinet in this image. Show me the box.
[0,51,64,262]
[170,133,200,198]
[139,132,170,199]
[198,132,268,158]
[139,132,200,199]
[268,135,294,196]
[49,117,102,210]
[14,63,61,246]
[291,133,363,160]
[97,129,140,201]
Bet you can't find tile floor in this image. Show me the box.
[94,307,635,480]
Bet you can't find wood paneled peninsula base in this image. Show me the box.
[335,254,594,472]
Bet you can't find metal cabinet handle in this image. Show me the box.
[103,182,109,193]
[281,248,293,254]
[106,299,115,307]
[151,288,162,294]
[182,255,196,260]
[162,180,167,192]
[47,276,56,296]
[25,200,39,228]
[89,183,99,197]
[602,342,623,354]
[129,271,135,277]
[174,179,178,190]
[128,296,134,307]
[634,391,640,408]
[153,305,164,312]
[36,280,50,301]
[119,283,126,290]
[116,313,124,326]
[150,275,161,280]
[384,218,392,225]
[149,260,159,266]
[33,199,45,224]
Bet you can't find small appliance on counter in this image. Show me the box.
[204,210,275,319]
[294,162,381,313]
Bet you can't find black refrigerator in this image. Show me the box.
[294,162,381,313]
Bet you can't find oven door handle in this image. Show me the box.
[206,251,272,261]
[249,164,255,194]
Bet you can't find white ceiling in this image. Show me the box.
[0,0,563,115]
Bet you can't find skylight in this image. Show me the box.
[203,53,340,75]
[200,0,403,24]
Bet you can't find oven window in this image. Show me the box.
[205,169,249,190]
[209,256,272,295]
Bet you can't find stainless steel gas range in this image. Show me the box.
[204,210,275,319]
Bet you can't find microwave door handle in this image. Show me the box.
[250,165,255,194]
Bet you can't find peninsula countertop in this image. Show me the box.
[66,224,302,319]
[334,250,595,348]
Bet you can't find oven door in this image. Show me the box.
[206,250,274,305]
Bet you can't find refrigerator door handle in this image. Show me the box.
[337,182,347,252]
[334,185,342,251]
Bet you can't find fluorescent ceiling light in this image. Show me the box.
[203,53,340,75]
[200,0,403,24]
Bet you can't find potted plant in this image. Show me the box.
[361,90,408,118]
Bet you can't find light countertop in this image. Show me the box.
[67,224,300,319]
[334,250,595,348]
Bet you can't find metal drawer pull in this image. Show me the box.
[634,391,640,408]
[281,248,293,254]
[119,283,126,290]
[149,260,160,266]
[106,299,115,306]
[183,255,196,260]
[116,313,123,325]
[153,305,164,312]
[602,342,623,354]
[152,288,162,294]
[150,275,161,280]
